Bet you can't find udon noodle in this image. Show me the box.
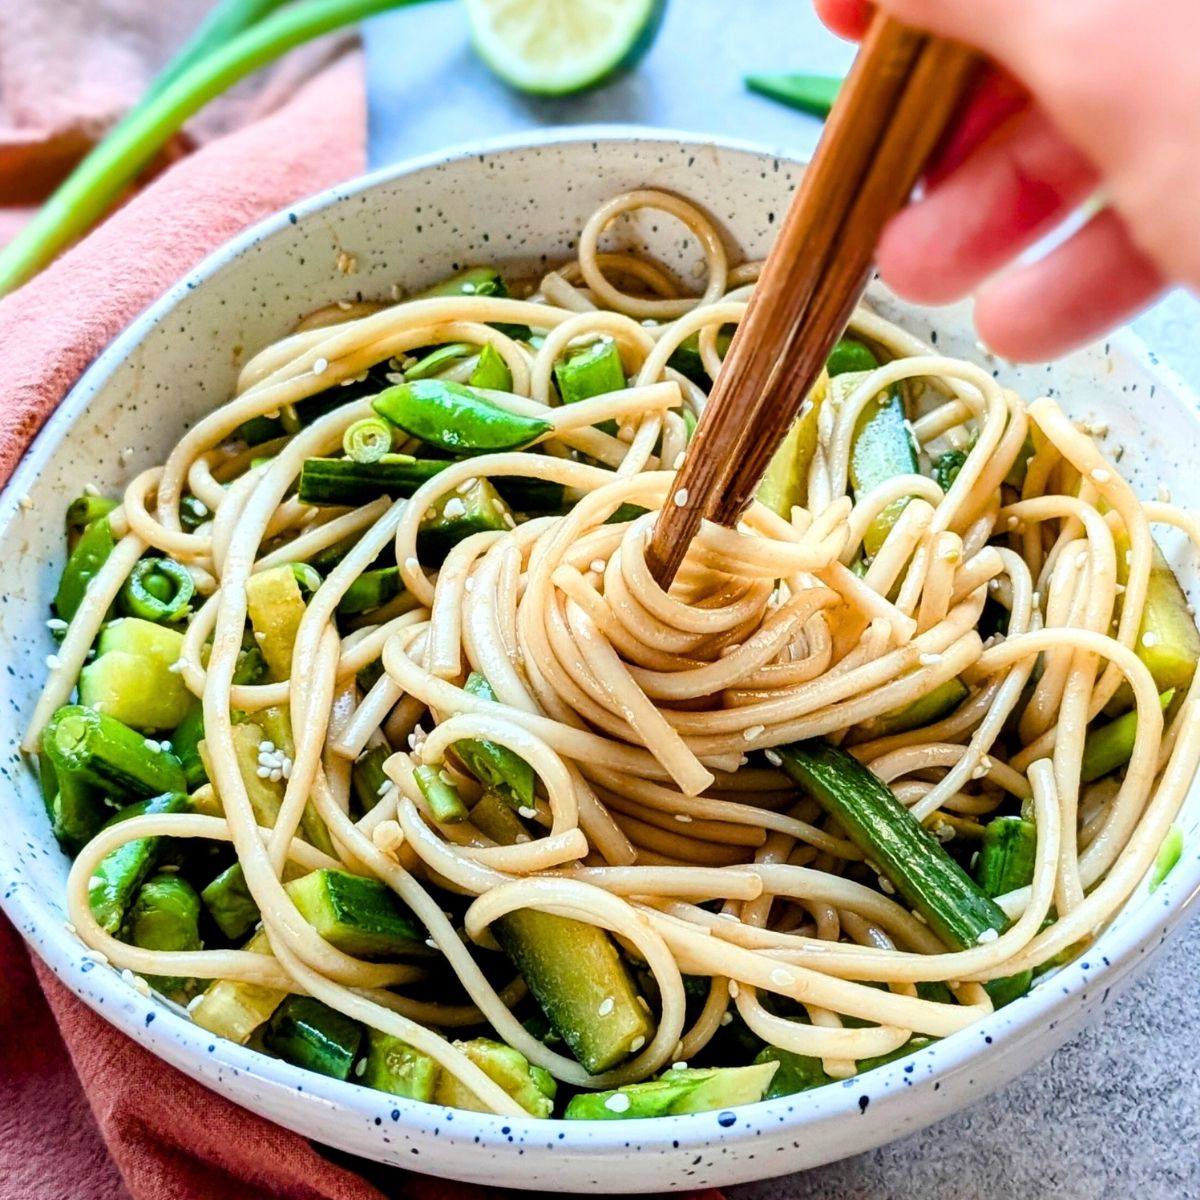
[28,189,1200,1117]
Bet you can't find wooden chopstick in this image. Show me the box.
[646,15,980,588]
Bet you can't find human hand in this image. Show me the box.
[815,0,1200,360]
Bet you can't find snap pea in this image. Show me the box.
[118,557,195,622]
[66,493,118,532]
[125,872,203,994]
[404,342,473,381]
[55,513,115,622]
[373,380,552,455]
[468,343,513,391]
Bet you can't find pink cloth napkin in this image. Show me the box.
[0,9,731,1200]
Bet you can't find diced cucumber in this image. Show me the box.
[263,996,364,1081]
[201,862,261,942]
[433,1037,556,1118]
[494,908,653,1074]
[757,375,827,518]
[975,816,1037,898]
[286,868,424,958]
[245,564,308,680]
[254,706,333,856]
[419,478,513,562]
[869,678,969,738]
[79,618,190,731]
[752,1046,830,1098]
[352,744,393,814]
[362,1031,439,1101]
[190,928,287,1043]
[564,1062,777,1120]
[1119,537,1200,693]
[848,383,918,557]
[1081,690,1174,782]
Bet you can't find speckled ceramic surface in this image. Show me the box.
[2,130,1199,1193]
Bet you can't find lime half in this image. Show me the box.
[465,0,667,96]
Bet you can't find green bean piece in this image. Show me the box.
[66,493,118,532]
[44,705,187,797]
[826,336,879,377]
[55,514,115,622]
[125,872,203,994]
[342,416,394,464]
[1081,689,1174,782]
[118,557,195,622]
[404,342,473,381]
[373,380,552,455]
[413,764,469,823]
[38,750,109,853]
[932,450,967,493]
[89,792,189,933]
[455,673,536,811]
[745,71,841,118]
[468,343,513,391]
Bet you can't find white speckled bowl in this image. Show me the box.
[2,129,1199,1192]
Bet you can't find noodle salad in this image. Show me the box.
[26,190,1200,1120]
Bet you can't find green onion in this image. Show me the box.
[745,72,842,119]
[0,0,437,296]
[342,416,395,464]
[118,558,195,622]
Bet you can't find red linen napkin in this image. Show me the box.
[0,8,731,1200]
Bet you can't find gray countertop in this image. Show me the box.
[364,4,1200,1196]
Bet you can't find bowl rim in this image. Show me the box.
[4,123,1200,1159]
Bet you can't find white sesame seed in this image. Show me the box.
[1091,468,1110,484]
[121,968,135,985]
[18,494,33,510]
[770,968,796,987]
[728,980,740,998]
[46,618,68,631]
[604,1093,632,1113]
[45,654,61,670]
[976,927,1000,945]
[720,1011,733,1026]
[404,557,420,573]
[312,357,328,375]
[425,938,438,949]
[671,1060,688,1071]
[590,559,607,574]
[443,497,466,520]
[464,578,475,592]
[1142,631,1160,648]
[918,653,942,667]
[259,740,275,753]
[764,749,783,768]
[353,1058,366,1077]
[186,993,205,1013]
[503,512,516,529]
[636,995,651,1011]
[672,452,686,470]
[457,478,478,494]
[132,975,152,997]
[256,766,271,779]
[674,813,693,823]
[743,724,765,741]
[630,1035,646,1052]
[83,483,100,496]
[63,921,77,935]
[673,487,689,507]
[424,507,437,520]
[1157,483,1172,503]
[878,875,896,895]
[518,806,538,820]
[598,997,615,1017]
[932,822,954,843]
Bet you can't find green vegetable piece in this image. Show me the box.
[975,816,1037,899]
[777,740,1008,950]
[118,557,195,622]
[932,450,967,493]
[455,673,535,810]
[37,750,108,853]
[404,342,473,382]
[414,764,469,824]
[286,868,423,958]
[848,382,919,557]
[66,493,118,532]
[564,1063,777,1120]
[1119,537,1200,693]
[433,1038,557,1118]
[81,618,191,730]
[1081,690,1174,783]
[179,494,211,532]
[757,379,825,518]
[1151,825,1184,892]
[55,513,115,622]
[554,338,625,434]
[172,704,207,790]
[468,343,513,391]
[983,970,1033,1009]
[494,908,653,1074]
[88,792,189,933]
[752,1046,831,1098]
[337,566,405,616]
[298,454,447,506]
[412,266,510,302]
[201,862,261,942]
[190,927,286,1043]
[373,379,552,455]
[665,328,733,387]
[245,564,307,680]
[826,337,879,378]
[418,478,513,562]
[362,1031,439,1101]
[745,71,841,118]
[342,416,395,465]
[351,743,392,814]
[263,995,364,1081]
[125,872,203,994]
[44,704,186,797]
[870,678,969,739]
[470,790,530,844]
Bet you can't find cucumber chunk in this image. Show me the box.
[286,868,423,958]
[564,1062,777,1120]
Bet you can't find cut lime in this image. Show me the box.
[465,0,666,96]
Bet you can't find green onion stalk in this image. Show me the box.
[0,0,436,297]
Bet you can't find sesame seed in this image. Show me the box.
[590,559,607,574]
[918,653,942,667]
[464,578,475,592]
[404,557,420,573]
[598,997,615,1017]
[764,749,783,768]
[186,994,205,1013]
[46,618,68,631]
[728,980,740,998]
[630,1035,646,1052]
[671,1060,688,1071]
[443,497,466,520]
[673,487,689,507]
[878,875,895,895]
[743,724,765,741]
[976,927,999,945]
[674,813,693,823]
[636,995,651,1011]
[457,478,478,494]
[45,654,61,670]
[672,452,686,470]
[83,483,100,496]
[1157,483,1172,503]
[353,1058,366,1077]
[770,968,796,987]
[1091,468,1110,484]
[425,938,438,949]
[1142,631,1160,648]
[64,921,77,935]
[720,1011,733,1026]
[518,806,537,819]
[18,494,33,510]
[256,766,271,779]
[604,1093,632,1113]
[503,512,516,529]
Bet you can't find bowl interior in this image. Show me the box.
[2,131,1199,1188]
